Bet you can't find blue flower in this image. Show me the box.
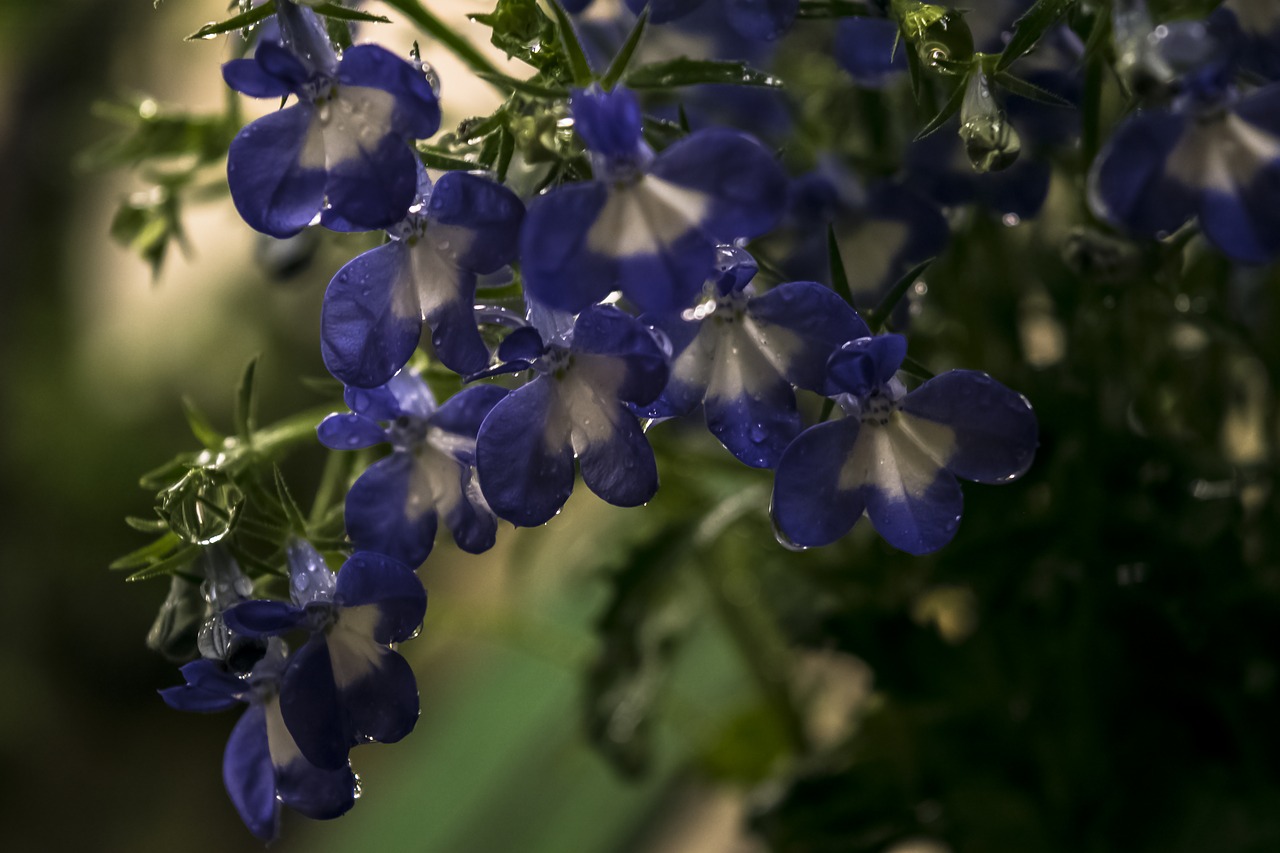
[1224,0,1280,80]
[520,86,786,315]
[222,2,441,237]
[771,334,1038,554]
[1089,79,1280,263]
[641,248,868,468]
[224,542,427,771]
[835,16,907,88]
[475,304,670,526]
[192,547,268,674]
[320,167,525,385]
[318,371,508,566]
[160,639,357,840]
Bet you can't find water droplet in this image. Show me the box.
[352,774,363,799]
[771,515,809,552]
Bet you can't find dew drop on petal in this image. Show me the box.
[771,515,810,552]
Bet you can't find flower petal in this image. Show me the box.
[268,696,357,821]
[317,413,388,451]
[335,551,427,643]
[749,281,869,391]
[227,104,325,238]
[430,384,509,439]
[427,171,526,273]
[222,704,279,841]
[337,43,441,139]
[345,453,438,567]
[520,181,616,312]
[279,637,348,770]
[476,378,576,526]
[222,600,306,638]
[771,419,866,547]
[572,304,671,405]
[723,0,799,41]
[322,242,421,388]
[577,409,659,507]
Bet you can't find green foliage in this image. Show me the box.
[624,58,783,90]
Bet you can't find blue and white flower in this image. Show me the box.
[222,2,441,237]
[160,639,357,840]
[224,542,427,771]
[520,85,786,316]
[318,370,507,566]
[641,248,868,468]
[1089,79,1280,263]
[771,334,1038,554]
[475,304,670,526]
[321,167,525,385]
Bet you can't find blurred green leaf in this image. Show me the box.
[600,8,649,91]
[624,58,782,89]
[997,0,1075,72]
[186,1,276,41]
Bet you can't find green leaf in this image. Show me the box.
[308,2,392,24]
[126,515,170,533]
[469,0,562,75]
[547,0,594,86]
[913,73,968,140]
[416,144,480,171]
[827,225,856,309]
[235,356,259,442]
[624,58,782,90]
[996,0,1075,72]
[181,396,226,452]
[474,71,569,98]
[273,466,308,535]
[900,355,936,381]
[385,0,502,77]
[600,8,649,91]
[187,0,276,40]
[139,454,198,490]
[110,531,182,570]
[867,256,934,330]
[995,70,1073,106]
[496,126,516,183]
[126,544,202,582]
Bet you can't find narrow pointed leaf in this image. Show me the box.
[601,8,649,91]
[475,71,569,98]
[914,74,968,140]
[235,356,259,443]
[126,516,170,533]
[827,225,855,308]
[547,0,594,86]
[996,0,1076,72]
[995,71,1073,106]
[867,257,934,330]
[625,58,782,89]
[273,466,308,535]
[187,1,276,41]
[182,396,225,452]
[416,145,480,171]
[111,531,182,570]
[308,3,392,24]
[126,544,202,582]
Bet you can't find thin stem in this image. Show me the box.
[380,0,502,79]
[309,449,354,530]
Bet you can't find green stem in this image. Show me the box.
[380,0,502,79]
[233,405,338,470]
[309,448,354,529]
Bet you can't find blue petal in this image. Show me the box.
[321,243,421,389]
[253,41,312,91]
[430,384,509,439]
[331,642,420,746]
[345,453,438,568]
[835,17,906,87]
[223,600,306,638]
[272,706,357,821]
[572,87,645,159]
[748,281,870,391]
[520,181,615,312]
[577,412,659,506]
[427,171,526,273]
[1088,109,1196,238]
[723,0,799,41]
[335,551,427,644]
[827,334,907,397]
[222,58,294,99]
[279,637,348,770]
[864,468,964,555]
[317,413,388,451]
[227,105,325,238]
[422,268,490,376]
[444,476,499,553]
[497,327,545,363]
[649,128,788,242]
[771,419,866,547]
[476,378,576,526]
[637,315,706,418]
[611,229,717,315]
[705,376,800,469]
[336,44,441,139]
[325,130,419,232]
[571,304,671,405]
[900,370,1038,484]
[1201,174,1280,263]
[222,704,279,841]
[625,0,707,22]
[159,683,241,713]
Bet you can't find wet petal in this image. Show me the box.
[222,704,279,841]
[345,453,438,568]
[279,637,348,770]
[337,44,441,139]
[705,365,800,469]
[227,104,325,238]
[427,171,526,273]
[328,633,420,746]
[444,472,499,553]
[573,86,645,158]
[335,551,427,644]
[222,600,306,638]
[649,128,788,244]
[430,384,509,439]
[317,413,388,451]
[476,379,576,526]
[321,242,421,389]
[749,281,869,391]
[771,419,865,547]
[222,57,294,99]
[639,316,709,418]
[900,370,1038,484]
[572,304,671,405]
[827,334,907,397]
[324,126,419,232]
[269,696,357,820]
[1088,109,1196,238]
[520,181,615,312]
[577,411,659,507]
[835,17,906,88]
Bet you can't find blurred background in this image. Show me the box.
[4,2,1280,852]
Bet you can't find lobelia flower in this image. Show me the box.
[1224,0,1280,80]
[771,334,1038,554]
[1089,69,1280,263]
[318,370,507,566]
[835,16,908,88]
[520,85,786,315]
[475,304,670,527]
[222,1,441,238]
[320,166,525,385]
[224,541,427,771]
[640,247,868,468]
[160,639,357,840]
